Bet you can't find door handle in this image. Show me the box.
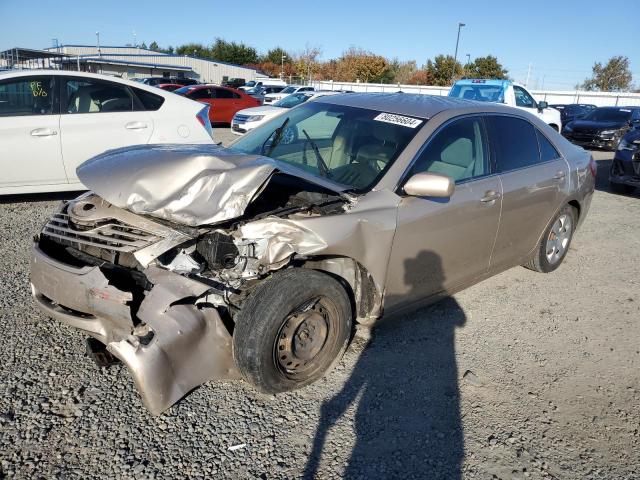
[30,128,57,137]
[480,190,501,203]
[125,121,148,130]
[553,170,566,180]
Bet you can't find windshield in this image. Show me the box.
[449,84,504,103]
[245,81,256,87]
[230,102,423,191]
[273,93,310,108]
[245,87,261,94]
[583,108,633,123]
[280,86,296,94]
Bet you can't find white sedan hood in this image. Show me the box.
[76,144,346,227]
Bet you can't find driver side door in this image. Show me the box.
[385,115,502,311]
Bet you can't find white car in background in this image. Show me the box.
[263,85,315,104]
[231,91,341,137]
[0,70,214,195]
[448,79,562,131]
[238,78,286,91]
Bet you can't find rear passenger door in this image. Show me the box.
[385,115,502,309]
[211,87,237,123]
[487,115,569,269]
[59,76,154,183]
[0,75,66,190]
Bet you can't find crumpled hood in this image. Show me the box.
[569,120,627,131]
[76,144,346,227]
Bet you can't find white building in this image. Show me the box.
[40,45,263,84]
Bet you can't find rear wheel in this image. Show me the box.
[524,205,576,273]
[233,269,352,393]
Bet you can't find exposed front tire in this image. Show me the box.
[524,205,576,273]
[233,268,352,393]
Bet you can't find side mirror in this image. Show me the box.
[538,101,548,111]
[403,172,455,198]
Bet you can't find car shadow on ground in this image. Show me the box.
[303,251,466,479]
[594,157,613,193]
[0,191,86,205]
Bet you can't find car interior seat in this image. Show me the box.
[67,86,101,113]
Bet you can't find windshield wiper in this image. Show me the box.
[302,129,331,178]
[261,117,289,157]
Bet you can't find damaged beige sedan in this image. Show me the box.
[30,94,595,414]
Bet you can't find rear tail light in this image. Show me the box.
[589,156,597,177]
[196,106,214,139]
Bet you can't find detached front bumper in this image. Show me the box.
[30,243,239,415]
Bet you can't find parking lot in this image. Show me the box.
[0,128,638,479]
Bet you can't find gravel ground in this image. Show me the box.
[1,133,639,479]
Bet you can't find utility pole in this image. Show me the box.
[96,31,101,57]
[525,62,532,87]
[452,22,466,84]
[466,53,471,65]
[133,30,137,48]
[453,22,466,64]
[281,54,287,80]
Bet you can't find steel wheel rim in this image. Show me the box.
[281,127,296,145]
[274,297,337,377]
[546,213,572,264]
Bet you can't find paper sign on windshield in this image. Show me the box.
[373,113,423,128]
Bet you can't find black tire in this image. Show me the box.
[524,205,576,273]
[610,181,636,195]
[233,268,352,393]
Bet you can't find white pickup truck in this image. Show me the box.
[449,79,562,131]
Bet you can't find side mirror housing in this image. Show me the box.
[403,172,455,198]
[538,100,548,111]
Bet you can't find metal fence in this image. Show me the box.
[312,80,640,107]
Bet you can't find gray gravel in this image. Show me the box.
[1,134,639,479]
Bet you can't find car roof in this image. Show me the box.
[0,69,172,94]
[315,92,516,119]
[453,79,512,87]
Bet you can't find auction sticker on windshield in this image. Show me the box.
[373,112,423,128]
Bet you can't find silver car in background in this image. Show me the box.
[30,94,595,414]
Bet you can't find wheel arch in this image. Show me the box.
[296,256,383,326]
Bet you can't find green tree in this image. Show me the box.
[175,43,212,59]
[463,55,508,79]
[581,56,633,92]
[389,59,419,84]
[140,42,148,50]
[426,55,463,86]
[149,41,160,52]
[210,38,259,65]
[261,47,291,65]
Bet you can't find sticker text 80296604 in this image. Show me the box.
[373,112,423,129]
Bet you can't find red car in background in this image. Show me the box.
[157,83,185,92]
[174,85,260,124]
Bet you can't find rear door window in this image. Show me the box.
[190,88,212,100]
[536,129,560,162]
[65,78,133,113]
[488,115,540,171]
[132,87,165,111]
[213,88,235,99]
[0,76,55,116]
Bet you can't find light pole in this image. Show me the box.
[453,22,465,64]
[96,31,101,57]
[281,54,287,80]
[466,53,471,65]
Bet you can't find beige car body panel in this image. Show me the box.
[29,94,595,414]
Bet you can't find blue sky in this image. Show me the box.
[1,0,638,90]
